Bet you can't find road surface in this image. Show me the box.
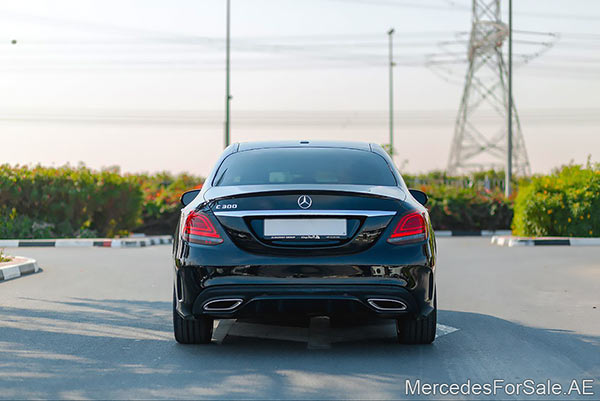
[1,238,598,399]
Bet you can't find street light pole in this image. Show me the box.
[505,0,513,197]
[224,0,231,149]
[388,28,395,157]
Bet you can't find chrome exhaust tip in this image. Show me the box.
[203,298,243,311]
[367,298,407,311]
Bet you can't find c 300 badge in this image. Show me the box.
[215,203,238,209]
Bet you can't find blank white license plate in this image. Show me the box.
[264,219,347,237]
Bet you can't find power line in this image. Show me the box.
[328,0,600,20]
[325,0,469,11]
[3,108,600,126]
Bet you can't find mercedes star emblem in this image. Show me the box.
[297,195,312,209]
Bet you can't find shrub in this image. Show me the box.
[403,169,512,191]
[0,249,12,263]
[133,172,204,235]
[0,164,204,238]
[416,185,513,231]
[0,208,56,239]
[0,164,142,238]
[513,163,600,237]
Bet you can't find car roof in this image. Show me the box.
[236,140,373,152]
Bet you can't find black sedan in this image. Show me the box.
[172,141,437,344]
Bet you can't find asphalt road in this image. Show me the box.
[1,238,598,400]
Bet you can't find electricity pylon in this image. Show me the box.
[447,0,531,176]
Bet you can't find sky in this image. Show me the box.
[1,0,599,176]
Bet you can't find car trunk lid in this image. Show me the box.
[204,185,408,255]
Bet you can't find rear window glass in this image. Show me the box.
[213,148,397,186]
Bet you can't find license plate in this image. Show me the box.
[263,219,347,238]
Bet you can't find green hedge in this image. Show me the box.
[417,185,513,231]
[133,172,204,235]
[0,164,142,238]
[403,170,514,231]
[2,163,514,238]
[513,164,600,237]
[17,163,599,238]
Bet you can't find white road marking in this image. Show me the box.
[212,319,236,344]
[436,323,459,338]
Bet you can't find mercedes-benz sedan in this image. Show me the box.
[172,141,437,344]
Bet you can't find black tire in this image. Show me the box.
[396,299,437,345]
[173,291,213,344]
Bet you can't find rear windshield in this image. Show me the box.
[213,148,397,187]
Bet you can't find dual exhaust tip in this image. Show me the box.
[203,297,407,312]
[367,298,407,311]
[203,298,243,311]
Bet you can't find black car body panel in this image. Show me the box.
[173,141,437,325]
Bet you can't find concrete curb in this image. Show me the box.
[0,235,172,248]
[436,230,512,237]
[0,257,40,282]
[491,235,600,247]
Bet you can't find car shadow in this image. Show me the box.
[0,298,598,399]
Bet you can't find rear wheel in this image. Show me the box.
[173,291,213,344]
[396,296,437,344]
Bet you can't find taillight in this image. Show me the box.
[387,212,428,244]
[183,211,223,245]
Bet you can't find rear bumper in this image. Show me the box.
[175,267,435,320]
[192,284,421,319]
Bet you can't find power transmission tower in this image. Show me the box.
[447,0,531,176]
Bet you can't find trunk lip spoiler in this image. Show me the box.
[203,184,407,203]
[213,209,397,218]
